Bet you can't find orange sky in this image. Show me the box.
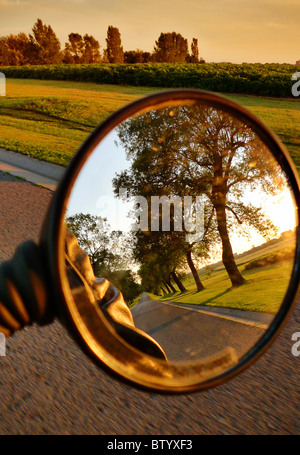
[0,0,299,63]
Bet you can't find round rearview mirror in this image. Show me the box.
[1,89,299,393]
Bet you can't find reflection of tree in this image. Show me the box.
[135,229,189,295]
[113,104,284,288]
[114,134,210,291]
[66,213,115,275]
[66,213,141,304]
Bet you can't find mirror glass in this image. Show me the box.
[62,99,297,371]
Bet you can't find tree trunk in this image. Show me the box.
[171,271,187,293]
[167,279,177,293]
[163,280,172,294]
[186,250,204,291]
[161,287,167,295]
[216,202,245,287]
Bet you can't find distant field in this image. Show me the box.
[0,79,299,169]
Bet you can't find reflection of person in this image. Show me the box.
[65,229,167,361]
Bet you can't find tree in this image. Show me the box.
[141,52,153,63]
[153,32,188,63]
[29,18,61,64]
[108,269,142,305]
[124,50,144,64]
[64,33,101,64]
[139,260,162,295]
[190,38,199,63]
[106,26,124,63]
[134,229,188,294]
[64,33,84,63]
[66,213,142,304]
[186,38,206,63]
[124,50,154,63]
[66,213,115,275]
[82,34,101,63]
[185,38,203,63]
[179,106,282,286]
[112,111,208,292]
[138,251,185,296]
[112,104,283,288]
[0,33,31,66]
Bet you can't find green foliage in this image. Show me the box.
[66,213,141,304]
[66,213,114,274]
[108,270,142,304]
[112,104,286,288]
[1,62,298,97]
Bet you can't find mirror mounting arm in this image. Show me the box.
[0,241,55,337]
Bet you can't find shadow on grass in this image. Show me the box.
[159,288,199,302]
[173,288,232,307]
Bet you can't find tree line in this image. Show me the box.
[0,18,205,66]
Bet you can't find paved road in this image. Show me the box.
[132,294,264,361]
[0,171,300,435]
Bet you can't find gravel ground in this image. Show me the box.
[0,171,299,435]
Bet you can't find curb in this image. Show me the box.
[0,148,65,190]
[160,300,274,329]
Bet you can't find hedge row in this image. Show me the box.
[1,62,299,97]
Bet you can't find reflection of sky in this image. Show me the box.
[248,187,296,233]
[211,186,297,262]
[67,129,135,231]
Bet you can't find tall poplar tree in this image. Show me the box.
[106,26,124,63]
[29,18,61,64]
[190,38,199,63]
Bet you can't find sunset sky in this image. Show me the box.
[0,0,299,64]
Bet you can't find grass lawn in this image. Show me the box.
[0,79,158,166]
[0,79,300,169]
[151,259,293,314]
[226,93,300,171]
[149,236,296,314]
